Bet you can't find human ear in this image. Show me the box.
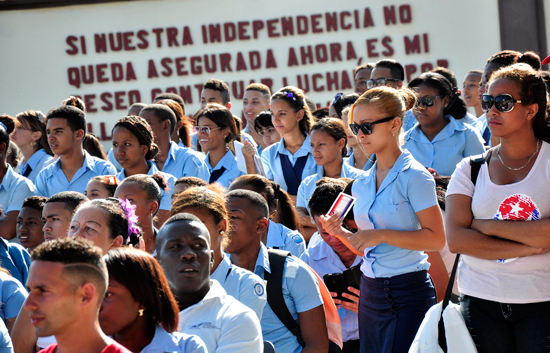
[256,218,269,234]
[526,103,539,121]
[110,235,124,249]
[337,138,346,150]
[79,282,97,307]
[296,109,305,122]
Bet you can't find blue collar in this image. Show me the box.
[20,148,48,171]
[254,243,271,274]
[275,134,311,158]
[404,115,466,143]
[0,166,15,192]
[206,150,235,171]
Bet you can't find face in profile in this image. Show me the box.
[84,180,111,200]
[99,278,141,336]
[156,219,212,297]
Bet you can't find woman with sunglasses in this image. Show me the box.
[296,118,365,240]
[342,106,375,171]
[261,86,319,201]
[446,64,550,353]
[403,72,485,176]
[112,116,174,228]
[194,104,244,188]
[11,110,53,182]
[320,86,445,353]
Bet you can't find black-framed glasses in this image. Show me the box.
[482,94,522,113]
[366,78,401,89]
[415,95,444,108]
[193,126,221,135]
[349,116,395,135]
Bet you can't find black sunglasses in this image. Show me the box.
[349,116,395,135]
[366,78,401,89]
[414,95,443,108]
[482,94,522,113]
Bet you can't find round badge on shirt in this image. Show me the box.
[292,234,303,244]
[254,282,265,296]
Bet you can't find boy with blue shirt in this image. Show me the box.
[35,106,116,197]
[139,104,210,181]
[225,189,328,353]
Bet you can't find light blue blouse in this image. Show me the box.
[352,150,437,278]
[156,142,210,182]
[261,135,321,194]
[205,150,245,189]
[116,161,176,211]
[403,115,485,176]
[296,162,365,209]
[18,149,54,183]
[0,166,34,214]
[265,220,305,257]
[344,151,375,171]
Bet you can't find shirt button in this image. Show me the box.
[384,280,390,285]
[384,288,390,292]
[421,343,427,350]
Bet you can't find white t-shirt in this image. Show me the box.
[447,141,550,303]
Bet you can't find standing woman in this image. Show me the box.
[0,117,35,240]
[261,86,320,201]
[463,70,484,117]
[342,106,375,171]
[296,118,364,240]
[112,115,174,228]
[11,110,53,182]
[194,104,244,188]
[404,72,485,176]
[321,87,445,353]
[100,248,207,352]
[446,64,550,353]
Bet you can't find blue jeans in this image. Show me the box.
[460,295,550,353]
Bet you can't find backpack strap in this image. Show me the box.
[264,249,305,347]
[469,150,492,187]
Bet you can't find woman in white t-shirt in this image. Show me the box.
[446,63,550,353]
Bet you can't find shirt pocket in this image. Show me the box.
[374,202,414,231]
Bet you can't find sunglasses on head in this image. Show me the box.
[482,94,522,113]
[349,116,395,136]
[414,95,443,108]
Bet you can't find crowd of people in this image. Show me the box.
[0,48,548,353]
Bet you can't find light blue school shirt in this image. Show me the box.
[251,243,323,353]
[205,150,244,189]
[265,220,305,257]
[300,240,362,343]
[116,161,176,212]
[141,325,207,353]
[211,254,266,319]
[17,149,54,183]
[261,135,321,194]
[0,166,34,214]
[403,110,417,132]
[157,142,210,182]
[34,152,116,197]
[344,151,375,172]
[244,125,263,156]
[106,148,122,172]
[352,150,437,278]
[191,131,258,151]
[0,272,27,321]
[403,115,485,176]
[0,320,12,353]
[296,162,365,209]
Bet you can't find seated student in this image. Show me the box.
[139,104,210,181]
[342,106,375,171]
[16,196,47,251]
[194,104,245,188]
[300,180,362,353]
[228,175,305,256]
[153,93,191,148]
[171,177,208,202]
[404,72,485,176]
[296,118,364,240]
[42,191,89,241]
[171,186,267,319]
[261,86,321,200]
[85,175,119,200]
[253,110,282,149]
[225,189,329,353]
[11,110,54,183]
[243,83,272,155]
[0,265,28,335]
[112,115,175,227]
[25,238,132,353]
[100,248,207,353]
[156,213,263,352]
[0,118,35,241]
[114,175,165,254]
[34,106,117,197]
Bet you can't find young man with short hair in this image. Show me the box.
[25,238,131,353]
[16,196,47,251]
[156,213,263,353]
[35,106,116,197]
[242,83,271,154]
[42,191,89,242]
[369,59,405,90]
[353,62,375,95]
[225,189,329,353]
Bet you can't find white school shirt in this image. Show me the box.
[261,135,321,194]
[296,162,365,209]
[265,220,305,257]
[178,280,263,353]
[210,254,266,319]
[447,141,550,303]
[300,239,362,342]
[141,325,207,353]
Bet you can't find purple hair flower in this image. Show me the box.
[119,198,140,241]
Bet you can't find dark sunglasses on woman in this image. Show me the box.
[482,94,522,113]
[414,95,443,108]
[349,116,395,135]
